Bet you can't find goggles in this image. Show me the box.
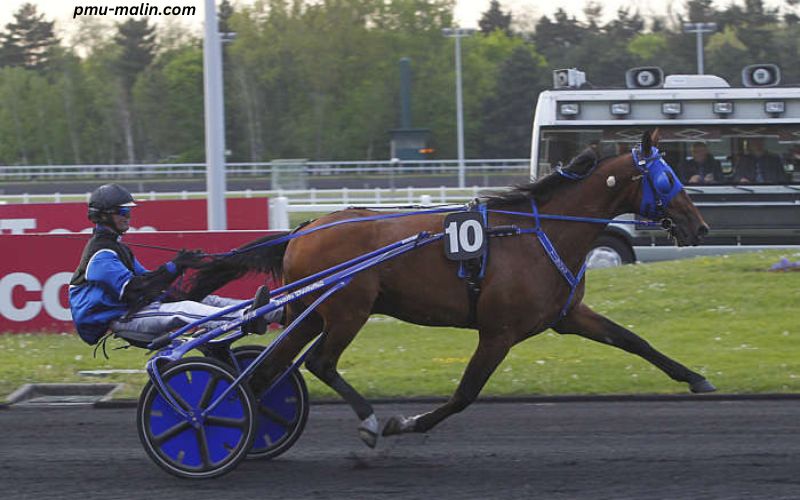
[115,206,133,217]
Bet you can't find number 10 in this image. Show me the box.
[445,219,484,253]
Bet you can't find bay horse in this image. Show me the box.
[185,130,715,448]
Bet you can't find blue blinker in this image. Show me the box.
[653,170,674,195]
[633,146,684,219]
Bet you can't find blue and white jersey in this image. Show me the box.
[69,229,148,344]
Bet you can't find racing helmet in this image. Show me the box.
[87,184,137,222]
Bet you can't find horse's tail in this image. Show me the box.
[181,231,291,300]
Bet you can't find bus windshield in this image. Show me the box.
[537,124,800,185]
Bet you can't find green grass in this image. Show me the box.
[2,250,799,401]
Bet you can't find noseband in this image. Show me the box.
[632,146,683,220]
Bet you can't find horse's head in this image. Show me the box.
[622,130,709,246]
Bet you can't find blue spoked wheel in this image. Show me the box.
[231,345,309,460]
[137,357,256,479]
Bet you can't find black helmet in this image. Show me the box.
[88,184,137,222]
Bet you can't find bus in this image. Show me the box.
[531,65,800,267]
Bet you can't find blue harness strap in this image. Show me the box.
[457,201,489,280]
[456,201,490,325]
[518,199,588,323]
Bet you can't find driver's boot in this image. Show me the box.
[243,285,271,335]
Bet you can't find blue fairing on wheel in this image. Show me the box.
[254,379,300,449]
[149,369,248,467]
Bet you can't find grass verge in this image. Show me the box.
[1,250,798,401]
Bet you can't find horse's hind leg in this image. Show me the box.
[383,332,511,437]
[554,302,716,393]
[304,313,381,447]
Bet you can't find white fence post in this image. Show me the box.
[269,196,290,230]
[420,194,432,206]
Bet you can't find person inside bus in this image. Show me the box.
[68,184,283,347]
[734,138,787,184]
[677,142,722,184]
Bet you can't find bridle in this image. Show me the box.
[632,146,684,221]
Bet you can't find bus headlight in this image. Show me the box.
[661,102,682,117]
[765,101,785,115]
[610,103,630,116]
[559,103,580,117]
[713,102,734,115]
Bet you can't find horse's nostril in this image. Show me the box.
[698,225,709,237]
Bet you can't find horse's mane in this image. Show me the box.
[484,146,608,208]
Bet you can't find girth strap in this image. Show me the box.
[459,201,489,325]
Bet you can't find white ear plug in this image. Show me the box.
[606,176,616,188]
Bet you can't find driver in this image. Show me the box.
[68,184,282,346]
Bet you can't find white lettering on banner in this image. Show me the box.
[0,218,158,235]
[43,273,72,321]
[0,219,36,234]
[0,272,73,322]
[0,272,42,321]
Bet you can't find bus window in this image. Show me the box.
[535,125,799,185]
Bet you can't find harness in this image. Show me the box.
[99,146,680,330]
[458,201,489,325]
[442,146,681,326]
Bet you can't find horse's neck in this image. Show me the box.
[545,170,627,220]
[534,170,629,265]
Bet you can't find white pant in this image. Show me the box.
[110,295,282,336]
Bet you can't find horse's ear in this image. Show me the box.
[651,128,661,148]
[641,129,653,155]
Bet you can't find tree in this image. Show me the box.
[113,18,157,93]
[685,0,716,21]
[533,9,585,61]
[479,45,547,158]
[112,18,157,164]
[479,0,512,36]
[0,3,59,71]
[219,0,235,35]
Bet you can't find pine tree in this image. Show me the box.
[478,1,512,36]
[113,18,157,94]
[112,18,157,164]
[219,0,235,35]
[0,3,59,71]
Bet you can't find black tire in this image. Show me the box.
[230,345,310,460]
[137,357,256,479]
[586,234,634,268]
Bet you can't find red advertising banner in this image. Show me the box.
[0,198,269,234]
[0,231,277,333]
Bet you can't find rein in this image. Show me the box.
[39,232,186,253]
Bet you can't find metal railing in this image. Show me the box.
[0,159,529,181]
[0,186,501,205]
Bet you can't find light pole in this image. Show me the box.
[683,22,717,75]
[442,27,475,188]
[204,0,227,230]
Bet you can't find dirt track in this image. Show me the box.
[2,400,800,499]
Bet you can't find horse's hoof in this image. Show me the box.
[358,414,379,448]
[690,379,717,393]
[382,415,415,436]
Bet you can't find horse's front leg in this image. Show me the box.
[383,332,511,437]
[553,302,716,393]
